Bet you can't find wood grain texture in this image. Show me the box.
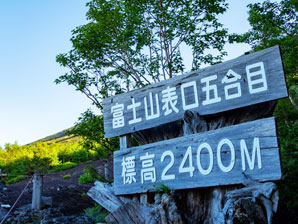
[105,201,145,224]
[220,180,279,224]
[113,117,281,195]
[103,46,287,138]
[87,181,124,213]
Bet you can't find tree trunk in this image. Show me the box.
[89,101,279,223]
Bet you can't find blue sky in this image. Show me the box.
[0,0,263,148]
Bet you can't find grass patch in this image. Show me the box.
[5,176,27,186]
[54,162,77,172]
[80,192,87,198]
[63,174,71,179]
[78,165,99,184]
[85,204,109,223]
[78,173,96,184]
[155,183,171,194]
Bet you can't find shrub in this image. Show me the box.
[85,204,109,223]
[80,192,87,198]
[6,176,27,186]
[63,174,71,179]
[72,149,89,163]
[78,165,99,184]
[0,138,110,186]
[155,183,171,194]
[54,162,77,172]
[78,173,96,184]
[88,150,99,159]
[84,165,97,178]
[97,175,113,184]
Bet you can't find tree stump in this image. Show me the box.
[88,101,279,223]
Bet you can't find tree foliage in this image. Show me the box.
[56,0,229,110]
[231,0,297,86]
[0,140,100,185]
[67,109,119,158]
[232,0,298,220]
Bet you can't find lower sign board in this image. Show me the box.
[113,117,281,195]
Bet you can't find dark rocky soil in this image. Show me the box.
[0,160,105,216]
[1,159,296,223]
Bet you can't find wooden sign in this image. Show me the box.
[113,117,281,195]
[103,46,287,138]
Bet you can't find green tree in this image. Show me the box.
[56,0,229,110]
[231,0,297,86]
[67,109,119,158]
[232,0,298,221]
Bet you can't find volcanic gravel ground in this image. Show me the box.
[0,160,105,216]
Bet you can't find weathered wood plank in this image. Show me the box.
[113,117,281,195]
[87,181,123,213]
[103,46,287,138]
[105,201,145,224]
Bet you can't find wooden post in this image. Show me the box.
[32,170,43,210]
[120,135,149,205]
[119,135,149,204]
[120,134,131,149]
[119,135,136,203]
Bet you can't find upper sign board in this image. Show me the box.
[103,46,288,138]
[113,117,281,195]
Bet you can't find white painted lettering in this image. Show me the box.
[246,62,268,94]
[127,98,142,125]
[181,81,199,110]
[140,152,156,183]
[240,137,262,170]
[179,146,195,177]
[144,92,160,120]
[217,139,235,172]
[121,156,137,184]
[222,69,242,100]
[161,150,176,180]
[197,143,213,175]
[201,75,221,105]
[161,86,179,115]
[111,103,125,129]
